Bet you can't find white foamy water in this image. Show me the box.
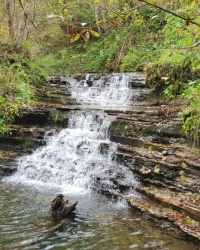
[70,73,143,106]
[4,74,139,193]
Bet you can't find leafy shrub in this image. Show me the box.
[46,28,128,74]
[182,81,200,147]
[0,43,47,135]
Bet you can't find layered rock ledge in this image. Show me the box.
[107,88,200,242]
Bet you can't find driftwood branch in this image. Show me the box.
[138,0,200,27]
[49,194,78,220]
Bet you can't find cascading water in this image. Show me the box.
[5,73,140,193]
[69,73,146,107]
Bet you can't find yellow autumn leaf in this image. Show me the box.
[70,33,80,43]
[90,30,100,37]
[73,34,81,42]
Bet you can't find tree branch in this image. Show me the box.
[18,0,37,28]
[138,0,200,27]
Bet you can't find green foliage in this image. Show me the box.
[48,0,95,24]
[42,28,128,74]
[0,42,49,135]
[182,81,200,147]
[163,16,194,48]
[0,69,34,135]
[122,47,149,72]
[163,83,180,99]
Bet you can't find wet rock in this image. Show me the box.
[60,76,78,86]
[135,184,200,222]
[99,143,110,155]
[110,135,144,147]
[73,74,85,82]
[151,136,171,144]
[49,109,70,127]
[14,111,49,125]
[0,164,16,176]
[86,80,93,87]
[111,178,132,190]
[129,79,146,88]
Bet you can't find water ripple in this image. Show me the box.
[0,183,199,250]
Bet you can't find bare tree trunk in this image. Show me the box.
[101,0,108,30]
[3,0,37,45]
[94,5,101,35]
[113,20,133,72]
[5,0,14,39]
[66,23,70,47]
[15,2,30,44]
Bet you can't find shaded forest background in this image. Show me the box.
[0,0,200,147]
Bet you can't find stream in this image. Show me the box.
[1,73,199,249]
[1,183,198,250]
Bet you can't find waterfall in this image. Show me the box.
[69,73,144,107]
[5,73,141,193]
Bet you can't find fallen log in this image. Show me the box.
[49,194,78,220]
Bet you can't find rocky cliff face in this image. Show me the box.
[107,90,200,241]
[0,74,199,242]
